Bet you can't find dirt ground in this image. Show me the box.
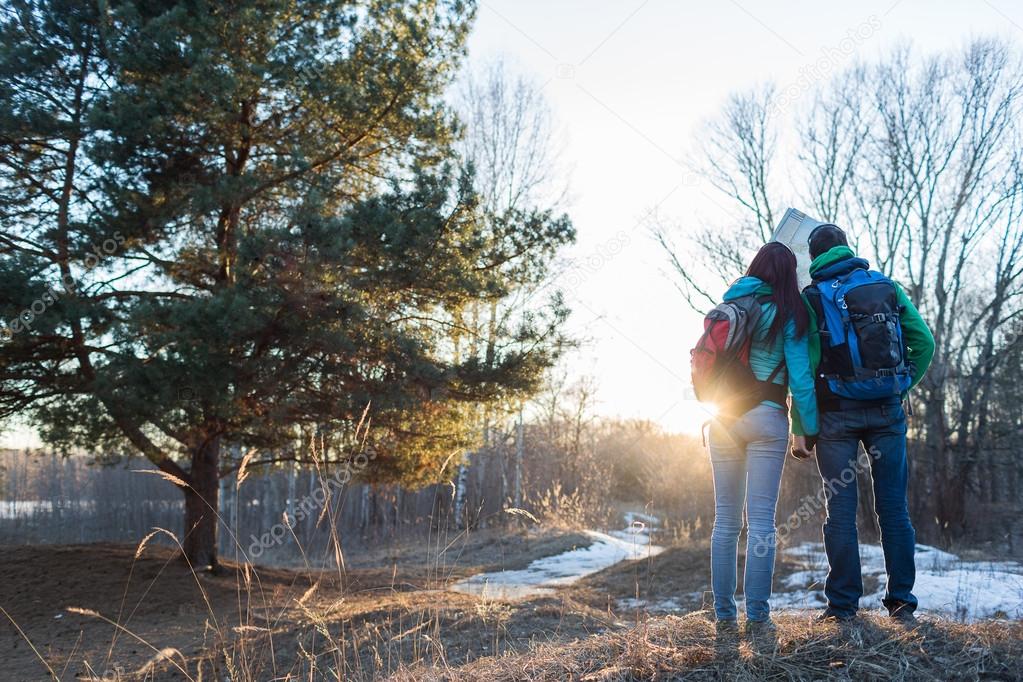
[1,542,312,680]
[0,531,805,681]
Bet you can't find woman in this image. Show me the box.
[708,241,818,633]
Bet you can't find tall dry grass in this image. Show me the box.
[4,430,519,681]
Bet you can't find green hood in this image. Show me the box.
[809,245,857,277]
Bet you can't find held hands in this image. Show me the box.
[790,434,818,460]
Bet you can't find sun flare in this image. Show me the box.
[673,399,719,436]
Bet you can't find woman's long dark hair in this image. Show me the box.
[745,241,809,343]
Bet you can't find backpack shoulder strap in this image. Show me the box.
[814,277,851,347]
[713,302,742,350]
[805,286,829,348]
[745,293,772,335]
[723,295,767,349]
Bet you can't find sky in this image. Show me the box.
[462,0,1023,434]
[2,0,1020,448]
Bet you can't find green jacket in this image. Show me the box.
[791,246,935,436]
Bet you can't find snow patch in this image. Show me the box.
[450,528,664,600]
[618,597,687,613]
[777,542,1023,621]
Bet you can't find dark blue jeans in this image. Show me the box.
[815,402,916,617]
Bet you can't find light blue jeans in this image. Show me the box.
[708,403,788,622]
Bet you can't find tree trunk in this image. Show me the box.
[453,462,468,528]
[182,435,221,569]
[514,409,524,509]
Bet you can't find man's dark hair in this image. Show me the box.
[808,224,848,260]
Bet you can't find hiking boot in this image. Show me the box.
[890,606,917,625]
[715,619,739,636]
[744,618,777,637]
[745,618,778,651]
[816,608,857,623]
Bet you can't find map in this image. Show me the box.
[771,208,826,289]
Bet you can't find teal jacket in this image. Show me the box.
[723,277,819,436]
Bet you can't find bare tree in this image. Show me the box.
[843,40,1023,532]
[457,58,567,216]
[653,85,779,311]
[657,38,1023,542]
[797,67,871,252]
[448,59,571,522]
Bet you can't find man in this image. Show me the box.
[791,224,934,624]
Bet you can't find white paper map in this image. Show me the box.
[771,208,825,290]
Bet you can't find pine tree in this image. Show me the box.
[0,0,573,567]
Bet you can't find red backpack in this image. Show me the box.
[690,294,785,419]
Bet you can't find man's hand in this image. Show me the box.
[791,434,817,460]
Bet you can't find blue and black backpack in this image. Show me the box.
[804,266,912,402]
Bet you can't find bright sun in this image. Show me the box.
[672,399,719,436]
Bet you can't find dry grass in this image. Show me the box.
[1,431,609,680]
[4,540,1023,681]
[399,611,1023,681]
[12,526,1021,681]
[3,435,1019,681]
[0,530,604,680]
